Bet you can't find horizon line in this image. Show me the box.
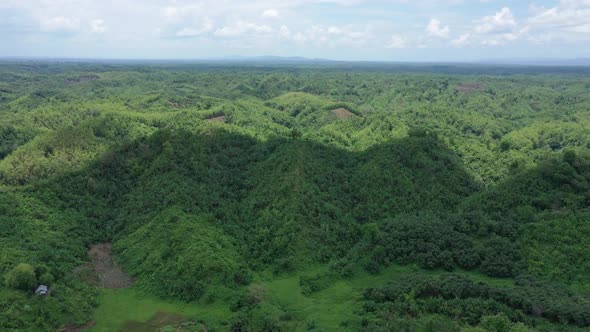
[1,55,590,67]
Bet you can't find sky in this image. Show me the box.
[1,0,589,61]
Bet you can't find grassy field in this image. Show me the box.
[88,288,231,331]
[260,264,514,331]
[88,263,515,331]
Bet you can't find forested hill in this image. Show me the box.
[0,62,589,331]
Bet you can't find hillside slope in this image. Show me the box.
[0,63,589,331]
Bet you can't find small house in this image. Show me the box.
[35,285,48,296]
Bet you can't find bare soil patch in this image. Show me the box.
[75,243,133,289]
[457,82,485,93]
[89,243,133,288]
[331,108,354,119]
[207,114,226,123]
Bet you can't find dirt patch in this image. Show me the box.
[207,115,226,123]
[89,243,133,288]
[75,243,133,288]
[73,262,99,285]
[63,320,96,332]
[119,311,199,332]
[457,82,485,93]
[65,74,99,85]
[330,108,354,119]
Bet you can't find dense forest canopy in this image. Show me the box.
[0,61,589,331]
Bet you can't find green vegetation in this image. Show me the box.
[89,288,231,331]
[0,61,589,331]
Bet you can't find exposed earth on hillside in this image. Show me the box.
[207,114,226,122]
[331,107,354,118]
[457,82,485,93]
[75,243,133,289]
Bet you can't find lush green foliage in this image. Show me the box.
[361,274,590,330]
[1,61,589,330]
[115,208,250,301]
[4,263,36,291]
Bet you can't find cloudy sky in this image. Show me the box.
[1,0,589,61]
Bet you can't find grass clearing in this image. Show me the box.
[88,288,231,332]
[260,264,417,330]
[260,263,515,331]
[88,264,516,331]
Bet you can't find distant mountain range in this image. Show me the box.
[474,58,590,66]
[2,55,590,66]
[205,56,590,66]
[215,55,334,63]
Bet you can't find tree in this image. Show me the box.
[480,237,518,277]
[480,314,512,332]
[290,129,302,140]
[563,150,576,166]
[5,263,37,291]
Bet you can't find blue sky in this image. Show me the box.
[1,0,589,61]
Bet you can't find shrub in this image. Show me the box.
[5,263,37,291]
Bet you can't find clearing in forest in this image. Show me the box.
[457,82,485,93]
[76,243,133,289]
[330,108,354,119]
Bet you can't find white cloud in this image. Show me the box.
[261,9,280,19]
[277,25,305,43]
[175,17,213,37]
[524,0,590,42]
[451,33,470,47]
[176,28,200,37]
[279,25,291,37]
[215,21,272,37]
[480,32,518,46]
[475,7,516,34]
[278,24,369,46]
[40,16,80,33]
[158,5,215,38]
[2,0,590,59]
[163,5,203,24]
[327,26,342,35]
[347,31,365,39]
[459,7,524,47]
[425,19,450,38]
[90,19,107,34]
[292,32,308,43]
[386,34,406,48]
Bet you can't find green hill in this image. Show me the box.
[0,62,589,331]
